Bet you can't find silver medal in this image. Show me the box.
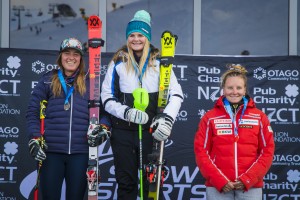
[64,102,70,110]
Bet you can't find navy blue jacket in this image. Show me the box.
[26,69,109,154]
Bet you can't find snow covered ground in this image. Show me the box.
[10,0,292,55]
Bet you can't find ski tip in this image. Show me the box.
[88,15,102,29]
[161,30,173,38]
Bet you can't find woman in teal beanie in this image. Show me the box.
[101,10,183,199]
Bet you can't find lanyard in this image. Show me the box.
[224,96,248,138]
[58,69,74,110]
[130,50,150,87]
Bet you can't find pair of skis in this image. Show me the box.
[146,31,178,200]
[86,15,104,200]
[87,18,177,200]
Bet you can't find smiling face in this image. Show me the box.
[222,76,246,104]
[60,49,81,76]
[127,32,147,57]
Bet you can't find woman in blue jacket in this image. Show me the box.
[26,37,110,200]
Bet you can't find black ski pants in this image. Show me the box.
[39,153,88,200]
[110,128,153,200]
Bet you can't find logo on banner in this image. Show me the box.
[262,107,299,125]
[198,86,221,101]
[198,66,221,83]
[253,67,266,80]
[198,109,206,119]
[274,132,300,143]
[264,171,299,199]
[31,60,59,74]
[177,110,188,122]
[253,85,298,106]
[273,154,300,166]
[0,142,18,184]
[0,56,21,78]
[253,67,299,81]
[0,126,19,139]
[285,84,299,97]
[32,60,46,74]
[0,104,20,115]
[0,56,21,96]
[100,64,109,75]
[287,170,300,183]
[174,65,188,81]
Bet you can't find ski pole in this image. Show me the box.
[34,100,47,200]
[133,88,149,200]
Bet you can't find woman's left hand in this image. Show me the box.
[233,180,245,190]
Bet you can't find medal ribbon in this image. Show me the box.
[223,96,248,139]
[58,69,74,107]
[130,50,150,87]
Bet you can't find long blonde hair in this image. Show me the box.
[51,53,86,97]
[110,39,159,75]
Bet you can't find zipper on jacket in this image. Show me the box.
[233,105,241,180]
[68,93,73,154]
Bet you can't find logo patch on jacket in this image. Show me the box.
[239,125,253,129]
[268,126,273,132]
[215,124,232,129]
[239,119,258,125]
[217,129,232,135]
[214,119,232,124]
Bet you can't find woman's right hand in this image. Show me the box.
[222,181,235,193]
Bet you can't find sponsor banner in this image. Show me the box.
[0,48,299,199]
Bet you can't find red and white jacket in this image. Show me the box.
[194,95,275,192]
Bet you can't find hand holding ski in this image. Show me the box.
[87,124,111,147]
[150,114,174,141]
[29,138,47,162]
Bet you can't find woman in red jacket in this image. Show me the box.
[194,64,275,200]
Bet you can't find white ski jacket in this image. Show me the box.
[101,58,183,130]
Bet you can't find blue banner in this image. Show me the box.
[0,48,299,199]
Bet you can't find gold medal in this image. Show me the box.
[64,102,70,110]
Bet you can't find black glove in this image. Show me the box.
[87,124,111,147]
[150,114,174,141]
[28,138,47,162]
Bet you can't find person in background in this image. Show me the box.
[26,37,110,200]
[101,10,184,199]
[194,64,274,200]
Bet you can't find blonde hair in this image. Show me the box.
[110,39,159,75]
[221,64,248,89]
[51,53,86,97]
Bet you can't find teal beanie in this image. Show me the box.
[126,10,151,41]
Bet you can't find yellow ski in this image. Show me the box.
[147,30,177,200]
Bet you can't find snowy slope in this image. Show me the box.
[10,0,289,55]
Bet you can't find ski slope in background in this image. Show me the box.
[10,0,289,55]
